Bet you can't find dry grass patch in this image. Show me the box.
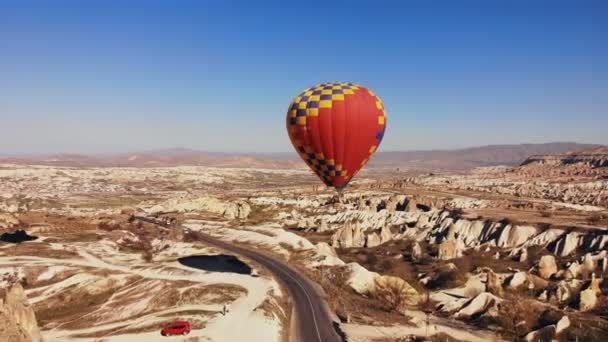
[35,287,116,329]
[5,243,79,259]
[245,204,283,225]
[254,295,282,319]
[148,283,247,309]
[244,227,277,237]
[289,251,414,325]
[24,267,83,290]
[200,284,247,304]
[72,320,204,338]
[158,310,216,317]
[373,276,420,312]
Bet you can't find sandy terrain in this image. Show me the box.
[1,150,607,341]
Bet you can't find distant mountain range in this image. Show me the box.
[521,146,608,168]
[0,143,602,171]
[368,142,603,171]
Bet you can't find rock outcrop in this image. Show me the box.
[0,213,20,229]
[538,255,558,279]
[346,263,378,294]
[146,196,251,220]
[332,221,354,248]
[221,201,251,219]
[579,274,602,311]
[579,288,598,311]
[438,240,462,260]
[312,242,345,267]
[556,315,571,334]
[506,271,549,291]
[346,262,420,307]
[522,148,608,169]
[331,219,391,248]
[507,272,529,290]
[326,193,608,257]
[463,277,485,298]
[374,275,421,307]
[366,233,381,247]
[525,325,556,342]
[565,261,582,279]
[455,292,501,319]
[485,269,504,296]
[0,274,41,342]
[411,242,422,261]
[399,147,608,207]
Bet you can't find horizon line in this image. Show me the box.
[0,141,603,157]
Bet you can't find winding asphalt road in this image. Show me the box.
[187,229,344,342]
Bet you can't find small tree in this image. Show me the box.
[373,276,419,313]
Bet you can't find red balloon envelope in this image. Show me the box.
[286,82,387,190]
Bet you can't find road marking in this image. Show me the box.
[197,233,325,342]
[261,256,323,342]
[178,227,331,342]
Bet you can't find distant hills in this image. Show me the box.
[521,146,608,168]
[368,142,602,171]
[0,148,302,169]
[0,142,602,171]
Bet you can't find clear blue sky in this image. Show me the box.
[1,0,607,154]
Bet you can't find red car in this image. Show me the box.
[161,321,191,336]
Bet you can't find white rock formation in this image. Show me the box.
[485,269,504,296]
[525,325,556,342]
[508,272,529,290]
[312,242,345,267]
[332,221,354,248]
[566,262,581,279]
[554,279,583,304]
[316,242,338,258]
[556,315,570,334]
[223,201,252,219]
[438,240,463,260]
[411,242,422,261]
[323,193,607,259]
[345,262,420,307]
[463,277,485,298]
[497,225,538,248]
[538,255,558,279]
[380,225,393,244]
[346,263,379,294]
[582,253,596,273]
[317,219,330,233]
[455,293,501,319]
[146,196,251,219]
[579,274,602,312]
[580,288,598,311]
[519,248,528,263]
[0,279,41,342]
[297,217,315,230]
[374,275,421,307]
[0,213,20,229]
[366,233,381,247]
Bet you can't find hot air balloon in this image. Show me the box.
[286,82,387,191]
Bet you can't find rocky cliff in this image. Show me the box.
[322,194,607,258]
[0,272,41,342]
[521,147,608,168]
